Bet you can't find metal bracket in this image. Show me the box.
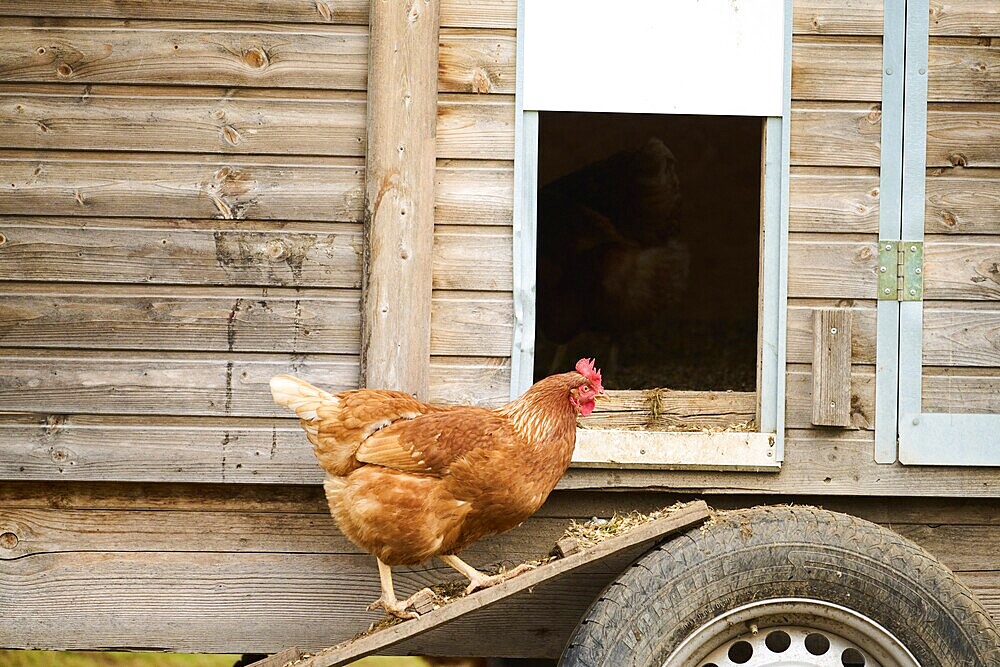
[877,240,923,301]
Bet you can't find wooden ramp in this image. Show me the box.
[253,501,710,667]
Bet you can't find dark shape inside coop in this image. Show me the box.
[533,112,762,395]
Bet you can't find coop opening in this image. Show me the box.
[533,112,763,432]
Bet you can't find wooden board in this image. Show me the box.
[437,95,515,161]
[923,368,1000,414]
[290,502,710,667]
[0,0,517,29]
[787,234,879,299]
[787,300,876,365]
[438,30,516,94]
[929,41,1000,102]
[792,0,1000,36]
[788,168,880,233]
[788,363,874,430]
[578,390,756,431]
[0,152,366,221]
[925,168,1000,234]
[572,431,777,471]
[791,39,882,101]
[926,105,1000,168]
[433,226,513,291]
[924,235,1000,300]
[923,304,1000,367]
[435,160,513,226]
[811,309,853,426]
[790,104,882,167]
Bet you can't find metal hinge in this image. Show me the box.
[878,240,923,301]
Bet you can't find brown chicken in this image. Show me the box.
[270,358,604,618]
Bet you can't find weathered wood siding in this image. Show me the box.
[921,21,1000,413]
[0,1,516,483]
[1,482,997,654]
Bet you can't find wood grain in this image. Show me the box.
[0,21,370,90]
[788,363,874,430]
[792,0,882,36]
[788,235,879,299]
[578,390,756,431]
[0,152,366,221]
[923,304,1000,367]
[929,0,1000,36]
[0,85,368,156]
[791,40,882,102]
[811,309,853,427]
[435,160,513,226]
[431,292,513,357]
[925,168,1000,233]
[433,226,513,291]
[360,0,439,398]
[437,95,515,160]
[787,300,876,365]
[923,368,1000,414]
[789,168,880,233]
[927,105,1000,168]
[929,41,1000,102]
[790,104,882,167]
[0,0,517,29]
[0,218,365,287]
[924,236,1000,300]
[438,30,515,94]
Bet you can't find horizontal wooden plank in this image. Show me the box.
[433,226,513,291]
[0,21,370,90]
[927,105,1000,168]
[0,152,366,221]
[437,95,514,160]
[790,104,882,167]
[0,0,516,29]
[438,30,515,94]
[929,0,1000,36]
[792,0,881,35]
[926,168,1000,233]
[0,218,364,287]
[0,287,360,353]
[929,42,1000,102]
[0,285,509,357]
[786,363,874,430]
[788,235,879,299]
[923,369,1000,414]
[788,169,880,233]
[791,40,882,101]
[0,85,368,156]
[578,390,756,431]
[572,431,776,471]
[429,356,510,406]
[434,160,513,226]
[0,0,370,24]
[0,351,359,417]
[431,292,513,357]
[925,236,1000,300]
[924,305,1000,367]
[787,301,876,364]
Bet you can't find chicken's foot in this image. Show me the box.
[368,558,430,620]
[439,554,536,595]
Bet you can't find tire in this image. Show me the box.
[561,506,1000,666]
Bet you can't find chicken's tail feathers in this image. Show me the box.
[269,374,339,421]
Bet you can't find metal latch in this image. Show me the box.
[878,240,923,301]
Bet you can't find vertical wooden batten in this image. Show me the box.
[811,308,854,427]
[361,0,441,397]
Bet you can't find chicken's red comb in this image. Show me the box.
[575,358,603,387]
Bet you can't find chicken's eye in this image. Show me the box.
[582,385,590,393]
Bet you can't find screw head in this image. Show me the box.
[909,288,917,296]
[912,417,919,425]
[830,401,836,408]
[885,243,894,251]
[884,287,892,295]
[915,267,921,274]
[880,266,887,273]
[910,245,918,252]
[830,327,838,335]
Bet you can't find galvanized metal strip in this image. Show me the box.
[510,0,538,399]
[874,0,907,463]
[773,0,794,461]
[759,116,782,437]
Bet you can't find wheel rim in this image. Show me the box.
[663,598,921,667]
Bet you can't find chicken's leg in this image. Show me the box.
[368,558,431,619]
[439,554,535,595]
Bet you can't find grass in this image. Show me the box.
[0,652,430,667]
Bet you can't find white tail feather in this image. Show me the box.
[269,374,339,421]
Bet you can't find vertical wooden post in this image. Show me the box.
[811,308,853,427]
[361,0,440,397]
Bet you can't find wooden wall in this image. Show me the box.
[0,1,517,479]
[921,10,1000,413]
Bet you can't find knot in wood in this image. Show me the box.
[221,125,242,146]
[243,47,270,69]
[948,152,968,167]
[50,447,71,463]
[866,106,882,123]
[56,63,73,78]
[0,532,17,550]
